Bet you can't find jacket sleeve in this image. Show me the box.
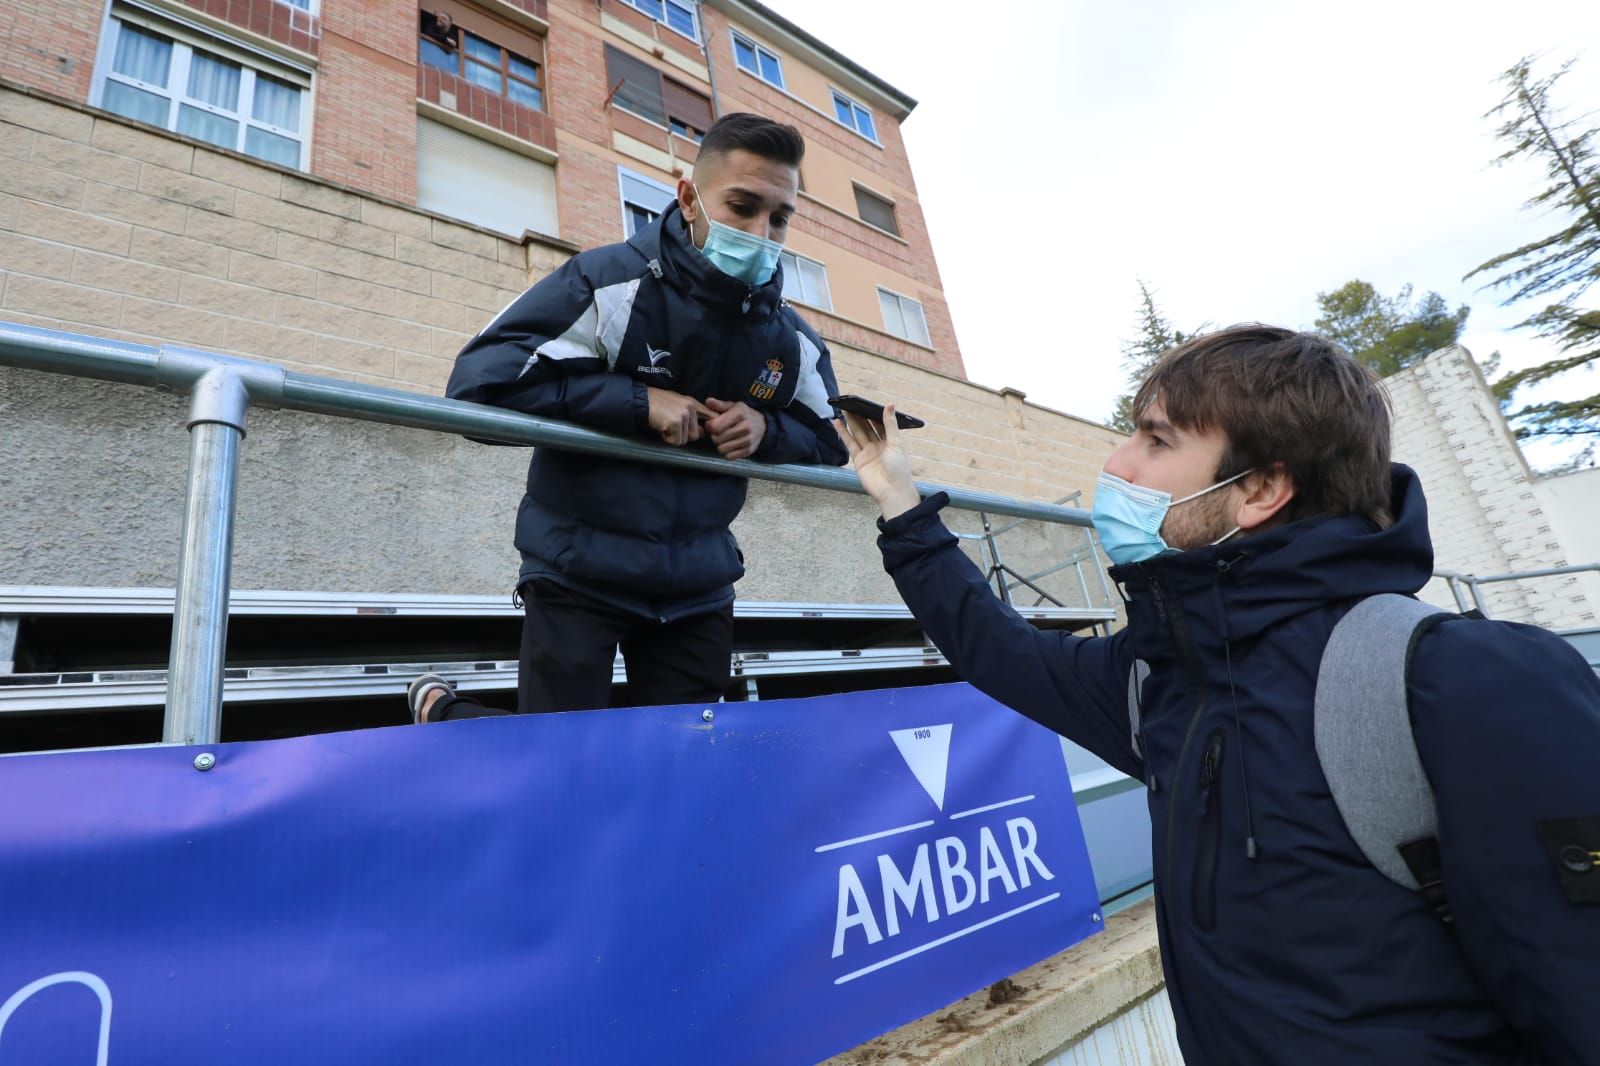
[752,324,848,467]
[1409,618,1600,1065]
[446,255,646,436]
[877,492,1142,778]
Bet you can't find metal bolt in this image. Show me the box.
[701,709,715,722]
[193,752,216,772]
[1091,912,1103,923]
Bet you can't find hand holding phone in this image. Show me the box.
[831,397,924,522]
[827,394,925,430]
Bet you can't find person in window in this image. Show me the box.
[836,326,1600,1065]
[409,113,845,722]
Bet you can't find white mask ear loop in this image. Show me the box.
[689,183,706,246]
[1171,466,1254,507]
[1184,468,1254,548]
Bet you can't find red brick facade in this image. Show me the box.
[0,0,966,377]
[0,0,100,101]
[417,62,556,152]
[174,0,320,56]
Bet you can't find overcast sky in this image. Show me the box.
[763,0,1600,467]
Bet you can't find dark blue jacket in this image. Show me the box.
[878,465,1600,1065]
[447,204,847,620]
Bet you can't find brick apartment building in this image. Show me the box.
[2,0,962,381]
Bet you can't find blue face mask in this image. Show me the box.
[1091,468,1254,566]
[691,184,783,286]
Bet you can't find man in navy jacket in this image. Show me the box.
[418,113,845,721]
[837,325,1600,1064]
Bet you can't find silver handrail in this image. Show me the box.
[0,320,1097,745]
[1434,563,1600,616]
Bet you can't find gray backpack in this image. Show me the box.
[1128,594,1459,920]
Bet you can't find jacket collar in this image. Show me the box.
[628,201,786,319]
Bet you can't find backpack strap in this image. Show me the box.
[1314,594,1454,918]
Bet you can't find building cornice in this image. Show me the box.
[704,0,917,119]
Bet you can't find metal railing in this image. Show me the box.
[0,320,1099,747]
[951,491,1116,618]
[1435,563,1600,616]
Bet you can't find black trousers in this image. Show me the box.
[434,580,734,719]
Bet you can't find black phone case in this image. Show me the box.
[828,395,925,430]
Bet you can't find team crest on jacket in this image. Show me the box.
[749,358,784,401]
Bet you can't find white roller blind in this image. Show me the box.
[416,117,558,239]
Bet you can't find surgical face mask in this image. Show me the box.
[691,184,782,286]
[1091,468,1254,566]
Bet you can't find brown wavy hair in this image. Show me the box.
[1132,324,1394,528]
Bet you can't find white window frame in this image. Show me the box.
[620,0,700,44]
[779,250,832,312]
[617,166,677,239]
[729,29,784,90]
[90,5,314,172]
[276,0,318,14]
[828,86,878,145]
[878,286,931,347]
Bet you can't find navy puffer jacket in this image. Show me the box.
[878,465,1600,1064]
[448,203,846,620]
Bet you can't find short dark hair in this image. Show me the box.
[1132,325,1394,528]
[698,112,805,167]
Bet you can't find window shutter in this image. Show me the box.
[604,44,664,125]
[662,77,712,131]
[854,186,899,237]
[416,117,558,238]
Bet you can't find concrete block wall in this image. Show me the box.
[0,83,539,393]
[1387,345,1594,628]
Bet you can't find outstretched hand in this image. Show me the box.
[834,405,922,521]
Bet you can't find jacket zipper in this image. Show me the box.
[1193,729,1226,930]
[1139,567,1218,1009]
[1152,570,1213,903]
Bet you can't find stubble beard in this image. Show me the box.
[1159,489,1237,552]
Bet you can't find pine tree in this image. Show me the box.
[1110,281,1191,433]
[1468,56,1600,455]
[1313,280,1469,377]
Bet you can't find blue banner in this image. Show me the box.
[0,683,1101,1065]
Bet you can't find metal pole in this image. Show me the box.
[979,512,1013,606]
[1445,576,1471,614]
[162,368,250,746]
[1072,557,1093,610]
[1466,578,1488,617]
[1087,535,1116,611]
[1460,562,1600,584]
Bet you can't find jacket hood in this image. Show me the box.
[1111,463,1435,648]
[627,201,786,319]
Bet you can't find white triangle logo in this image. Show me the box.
[890,724,954,811]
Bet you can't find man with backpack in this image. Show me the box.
[837,325,1600,1064]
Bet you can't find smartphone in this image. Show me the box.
[828,394,926,430]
